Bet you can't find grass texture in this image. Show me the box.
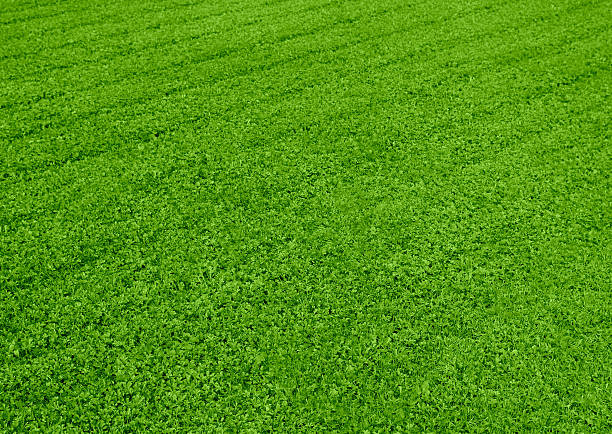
[1,0,611,431]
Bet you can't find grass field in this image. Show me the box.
[1,0,611,430]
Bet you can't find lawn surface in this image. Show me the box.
[1,0,611,430]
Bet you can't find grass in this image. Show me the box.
[1,0,611,430]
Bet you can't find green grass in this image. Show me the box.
[1,0,611,430]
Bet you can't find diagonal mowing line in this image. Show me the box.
[2,20,606,184]
[0,0,320,45]
[0,0,356,61]
[0,0,252,29]
[3,0,600,147]
[0,1,409,113]
[1,0,498,133]
[2,0,603,179]
[1,0,403,82]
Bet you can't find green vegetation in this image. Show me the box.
[1,0,610,430]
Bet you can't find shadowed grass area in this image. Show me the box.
[1,0,610,430]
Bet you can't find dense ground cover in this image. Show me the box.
[1,0,611,430]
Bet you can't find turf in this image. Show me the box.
[1,0,611,431]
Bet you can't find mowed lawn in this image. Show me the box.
[1,0,610,430]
